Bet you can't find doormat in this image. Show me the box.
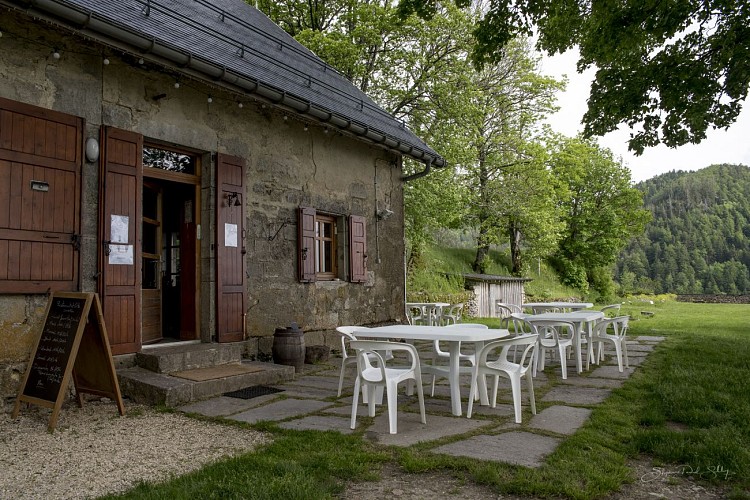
[171,364,264,382]
[223,386,284,400]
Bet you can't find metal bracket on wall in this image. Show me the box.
[268,218,292,241]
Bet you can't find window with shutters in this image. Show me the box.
[298,207,367,283]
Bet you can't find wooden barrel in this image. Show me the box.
[272,324,305,372]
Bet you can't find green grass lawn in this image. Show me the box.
[103,300,750,499]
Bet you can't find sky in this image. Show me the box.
[539,50,750,183]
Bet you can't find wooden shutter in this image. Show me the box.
[349,215,367,283]
[99,127,142,355]
[216,153,246,343]
[0,97,82,293]
[298,206,316,282]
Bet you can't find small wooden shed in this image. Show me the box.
[463,274,531,317]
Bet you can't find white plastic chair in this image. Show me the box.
[467,333,538,423]
[349,340,426,434]
[440,303,464,325]
[526,319,576,380]
[335,326,393,397]
[406,306,425,325]
[591,316,630,371]
[335,326,367,397]
[495,303,521,329]
[427,323,487,396]
[600,303,622,317]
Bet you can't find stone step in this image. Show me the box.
[117,361,294,407]
[135,342,244,373]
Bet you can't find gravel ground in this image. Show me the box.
[1,398,270,499]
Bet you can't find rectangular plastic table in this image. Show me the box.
[353,325,509,416]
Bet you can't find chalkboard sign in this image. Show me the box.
[23,296,86,402]
[13,292,124,430]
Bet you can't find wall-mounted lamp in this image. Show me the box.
[85,137,100,162]
[226,191,242,207]
[376,208,394,221]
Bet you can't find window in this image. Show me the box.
[315,214,336,279]
[298,207,367,283]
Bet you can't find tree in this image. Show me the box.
[548,136,651,294]
[448,39,562,275]
[399,0,750,154]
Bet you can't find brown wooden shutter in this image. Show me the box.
[298,206,316,282]
[0,97,82,293]
[99,126,142,355]
[216,153,246,343]
[349,215,367,283]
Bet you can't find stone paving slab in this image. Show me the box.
[324,404,373,417]
[282,375,340,391]
[178,394,281,417]
[558,377,624,389]
[627,344,655,352]
[228,398,331,424]
[270,386,336,400]
[278,415,354,434]
[431,431,562,468]
[529,405,592,435]
[366,412,488,447]
[589,365,635,379]
[541,386,612,405]
[636,336,665,342]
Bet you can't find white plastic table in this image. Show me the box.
[522,302,594,313]
[519,310,604,373]
[354,325,509,416]
[405,302,450,325]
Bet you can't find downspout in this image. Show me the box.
[401,159,433,182]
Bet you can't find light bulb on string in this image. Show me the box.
[238,102,243,108]
[207,95,213,103]
[103,57,110,65]
[52,49,60,59]
[138,57,144,65]
[174,81,180,89]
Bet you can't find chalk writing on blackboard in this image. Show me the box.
[23,297,86,402]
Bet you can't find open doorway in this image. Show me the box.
[141,147,200,345]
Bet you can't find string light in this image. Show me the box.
[103,57,110,65]
[283,115,287,121]
[52,49,60,59]
[304,124,308,131]
[238,102,243,108]
[207,95,213,103]
[174,80,180,89]
[138,57,144,64]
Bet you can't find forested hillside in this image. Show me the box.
[616,164,750,294]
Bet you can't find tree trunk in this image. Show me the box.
[509,220,523,275]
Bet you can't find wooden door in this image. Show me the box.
[0,97,81,293]
[99,127,142,355]
[216,153,246,343]
[180,193,197,340]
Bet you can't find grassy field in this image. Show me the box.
[104,299,750,499]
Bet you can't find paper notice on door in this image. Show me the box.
[109,244,134,265]
[225,223,238,247]
[111,215,129,244]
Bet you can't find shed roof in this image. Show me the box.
[7,0,444,167]
[461,273,532,284]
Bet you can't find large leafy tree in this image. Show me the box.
[448,39,563,274]
[399,0,750,155]
[548,136,651,294]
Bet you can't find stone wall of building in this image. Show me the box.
[0,12,407,392]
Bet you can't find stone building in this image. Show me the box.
[0,0,444,397]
